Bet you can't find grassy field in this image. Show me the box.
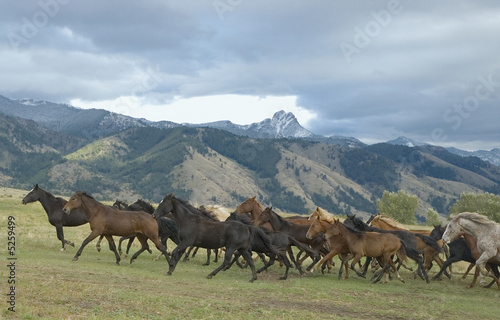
[1,187,499,320]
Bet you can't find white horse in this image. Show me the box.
[442,212,500,277]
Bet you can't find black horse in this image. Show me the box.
[226,212,313,280]
[22,184,89,250]
[153,194,268,282]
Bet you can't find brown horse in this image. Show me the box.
[234,196,272,230]
[62,191,170,265]
[306,215,350,278]
[331,219,407,283]
[369,214,445,275]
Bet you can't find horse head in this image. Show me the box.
[22,184,41,205]
[62,191,88,214]
[254,206,272,227]
[153,194,175,219]
[306,216,324,240]
[442,216,465,244]
[235,196,263,215]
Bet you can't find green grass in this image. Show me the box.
[1,188,499,319]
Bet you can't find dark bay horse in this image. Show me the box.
[226,212,312,280]
[153,194,261,282]
[253,207,322,270]
[22,184,89,251]
[62,191,170,266]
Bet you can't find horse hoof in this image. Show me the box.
[69,242,75,247]
[207,275,213,279]
[60,248,66,252]
[279,276,287,280]
[72,257,79,261]
[130,259,135,264]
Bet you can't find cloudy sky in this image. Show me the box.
[1,1,500,151]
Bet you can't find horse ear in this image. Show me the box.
[251,196,256,200]
[34,184,39,189]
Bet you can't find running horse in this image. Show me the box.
[62,191,170,265]
[306,212,351,277]
[21,185,91,251]
[153,194,264,282]
[443,212,500,280]
[330,219,408,283]
[369,214,444,276]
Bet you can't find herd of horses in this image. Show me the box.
[21,184,500,287]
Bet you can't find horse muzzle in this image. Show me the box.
[62,208,71,214]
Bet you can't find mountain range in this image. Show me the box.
[1,95,499,221]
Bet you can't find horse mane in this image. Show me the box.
[263,207,290,225]
[313,207,337,223]
[340,220,365,235]
[168,194,215,220]
[76,191,95,200]
[451,212,497,226]
[372,214,409,230]
[227,211,253,225]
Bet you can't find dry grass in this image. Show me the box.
[1,187,499,319]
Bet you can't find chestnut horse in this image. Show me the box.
[62,191,170,265]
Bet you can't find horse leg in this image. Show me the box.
[55,225,73,251]
[278,254,291,280]
[203,249,211,266]
[104,235,121,265]
[287,247,304,275]
[339,253,354,280]
[73,231,101,261]
[96,235,104,253]
[183,246,194,262]
[213,249,219,263]
[168,243,190,275]
[207,247,235,280]
[432,256,461,281]
[462,262,475,279]
[129,235,150,264]
[240,248,257,282]
[349,255,366,278]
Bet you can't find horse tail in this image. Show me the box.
[250,226,281,256]
[400,239,430,283]
[288,236,317,259]
[415,233,443,253]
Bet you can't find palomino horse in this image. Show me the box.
[153,194,266,282]
[22,184,90,251]
[443,212,500,279]
[62,191,170,265]
[330,219,407,283]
